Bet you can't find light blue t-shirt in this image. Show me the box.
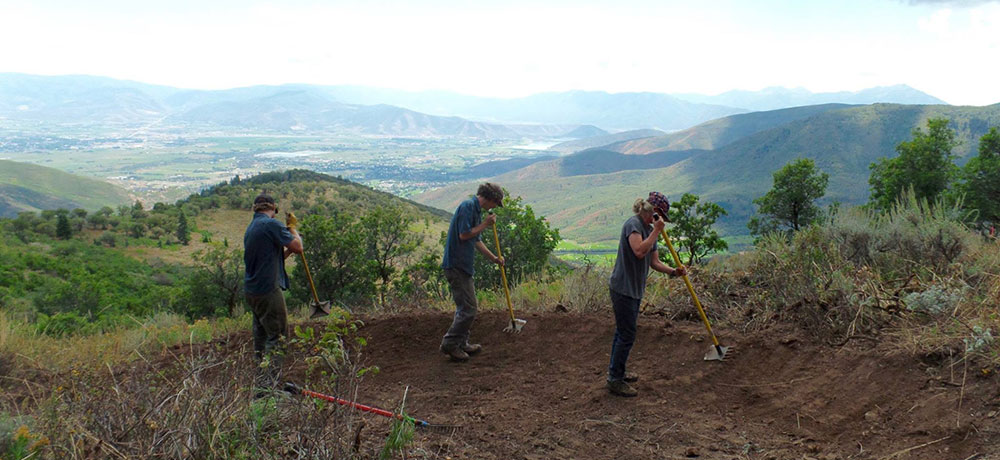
[442,197,482,276]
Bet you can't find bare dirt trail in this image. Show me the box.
[4,310,998,459]
[336,311,1000,460]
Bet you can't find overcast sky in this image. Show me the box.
[1,0,998,105]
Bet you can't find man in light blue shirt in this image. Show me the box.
[440,182,506,362]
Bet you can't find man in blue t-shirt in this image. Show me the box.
[243,194,303,391]
[439,182,506,362]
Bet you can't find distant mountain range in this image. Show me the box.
[416,103,1000,243]
[0,160,132,217]
[0,74,594,139]
[0,73,951,135]
[672,85,947,112]
[320,85,947,131]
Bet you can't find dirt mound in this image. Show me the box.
[325,311,1000,460]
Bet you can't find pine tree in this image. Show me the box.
[177,210,191,245]
[56,213,72,240]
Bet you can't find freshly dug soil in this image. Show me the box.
[338,311,1000,460]
[4,310,999,459]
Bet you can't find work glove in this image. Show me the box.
[285,211,299,231]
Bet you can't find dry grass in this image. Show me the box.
[1,310,380,459]
[0,311,249,373]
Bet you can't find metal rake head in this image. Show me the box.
[503,318,526,333]
[309,300,332,319]
[415,422,463,434]
[703,344,732,361]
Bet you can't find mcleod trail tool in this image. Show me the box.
[287,212,331,319]
[283,382,458,432]
[491,218,525,333]
[658,225,730,361]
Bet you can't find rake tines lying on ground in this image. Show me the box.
[284,382,460,432]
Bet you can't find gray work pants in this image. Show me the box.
[441,268,477,349]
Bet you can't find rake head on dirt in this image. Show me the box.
[704,344,732,361]
[309,300,332,319]
[504,318,526,333]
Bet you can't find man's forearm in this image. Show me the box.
[475,241,499,262]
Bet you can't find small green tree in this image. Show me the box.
[868,117,959,212]
[186,243,244,317]
[957,127,1000,225]
[474,193,561,290]
[87,213,108,230]
[748,158,830,237]
[666,193,728,265]
[129,222,145,238]
[295,213,376,307]
[131,200,148,219]
[360,205,422,306]
[176,210,191,245]
[11,212,38,242]
[56,213,72,240]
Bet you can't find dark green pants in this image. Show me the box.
[246,288,288,388]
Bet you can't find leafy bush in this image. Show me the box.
[474,193,561,290]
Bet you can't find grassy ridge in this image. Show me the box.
[0,160,132,217]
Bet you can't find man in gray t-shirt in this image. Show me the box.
[606,192,685,397]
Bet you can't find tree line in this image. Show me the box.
[748,120,1000,239]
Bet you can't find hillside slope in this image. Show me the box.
[0,160,132,217]
[416,103,1000,242]
[547,129,666,154]
[608,103,854,154]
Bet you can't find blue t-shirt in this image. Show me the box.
[442,197,482,276]
[243,212,295,296]
[609,215,658,300]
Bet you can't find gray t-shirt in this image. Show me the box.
[609,215,657,300]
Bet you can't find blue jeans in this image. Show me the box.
[608,289,640,382]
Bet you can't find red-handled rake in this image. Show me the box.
[283,382,459,432]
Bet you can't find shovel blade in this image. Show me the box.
[503,318,526,333]
[703,345,730,361]
[310,300,332,319]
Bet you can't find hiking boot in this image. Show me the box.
[607,380,638,397]
[439,344,469,362]
[624,372,639,383]
[461,343,483,355]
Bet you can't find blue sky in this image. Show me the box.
[1,0,998,105]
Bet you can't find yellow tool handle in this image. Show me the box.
[660,228,721,348]
[298,252,321,306]
[492,222,516,322]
